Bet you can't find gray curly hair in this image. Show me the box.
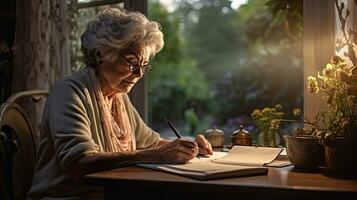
[81,8,164,67]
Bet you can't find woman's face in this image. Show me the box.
[99,45,151,95]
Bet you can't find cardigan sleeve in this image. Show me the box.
[122,94,161,149]
[48,80,99,170]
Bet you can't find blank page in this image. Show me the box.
[213,146,283,166]
[164,162,253,173]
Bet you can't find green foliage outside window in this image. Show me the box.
[148,0,303,136]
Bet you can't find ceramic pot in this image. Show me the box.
[284,135,324,169]
[324,137,357,175]
[202,128,225,148]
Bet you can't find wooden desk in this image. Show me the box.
[84,166,357,200]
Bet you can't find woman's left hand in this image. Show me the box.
[194,134,213,156]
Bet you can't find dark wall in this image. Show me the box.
[0,0,16,103]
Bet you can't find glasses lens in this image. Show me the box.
[130,64,152,75]
[142,65,152,74]
[131,65,140,74]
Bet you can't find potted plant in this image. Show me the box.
[281,113,325,170]
[308,57,357,174]
[304,0,357,176]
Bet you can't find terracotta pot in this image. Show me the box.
[284,135,324,169]
[324,137,357,175]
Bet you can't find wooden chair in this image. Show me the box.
[0,90,48,200]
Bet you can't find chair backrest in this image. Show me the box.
[0,90,48,200]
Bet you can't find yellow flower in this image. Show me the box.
[261,107,270,115]
[322,67,333,78]
[275,104,282,110]
[270,120,280,130]
[308,76,319,93]
[293,108,301,116]
[251,109,261,119]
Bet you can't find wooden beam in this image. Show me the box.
[76,0,124,9]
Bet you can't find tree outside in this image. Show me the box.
[148,0,303,141]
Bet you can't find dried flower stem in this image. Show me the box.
[334,0,357,65]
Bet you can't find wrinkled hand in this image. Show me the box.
[152,139,199,164]
[195,134,213,156]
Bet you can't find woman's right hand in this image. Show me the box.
[142,139,199,164]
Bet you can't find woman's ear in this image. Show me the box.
[95,50,103,65]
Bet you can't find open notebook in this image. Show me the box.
[139,146,286,180]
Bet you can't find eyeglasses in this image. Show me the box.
[118,53,152,75]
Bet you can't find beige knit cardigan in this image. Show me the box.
[27,68,160,199]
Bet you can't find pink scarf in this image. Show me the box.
[88,68,133,152]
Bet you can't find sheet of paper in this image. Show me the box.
[142,152,229,172]
[213,146,283,166]
[190,151,227,163]
[138,150,269,180]
[164,161,255,173]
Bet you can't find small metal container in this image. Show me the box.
[231,125,252,146]
[202,128,225,147]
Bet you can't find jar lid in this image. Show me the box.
[204,128,225,136]
[232,125,251,137]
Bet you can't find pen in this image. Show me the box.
[165,117,200,159]
[165,117,182,138]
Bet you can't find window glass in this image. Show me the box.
[69,2,124,72]
[148,0,303,143]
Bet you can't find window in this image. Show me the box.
[69,0,125,72]
[148,0,304,144]
[68,0,338,146]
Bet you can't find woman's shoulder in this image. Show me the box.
[53,68,90,89]
[60,67,90,83]
[49,68,93,100]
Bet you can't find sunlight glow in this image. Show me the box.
[158,0,177,12]
[231,0,248,9]
[158,0,248,12]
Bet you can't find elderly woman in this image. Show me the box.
[27,8,212,199]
